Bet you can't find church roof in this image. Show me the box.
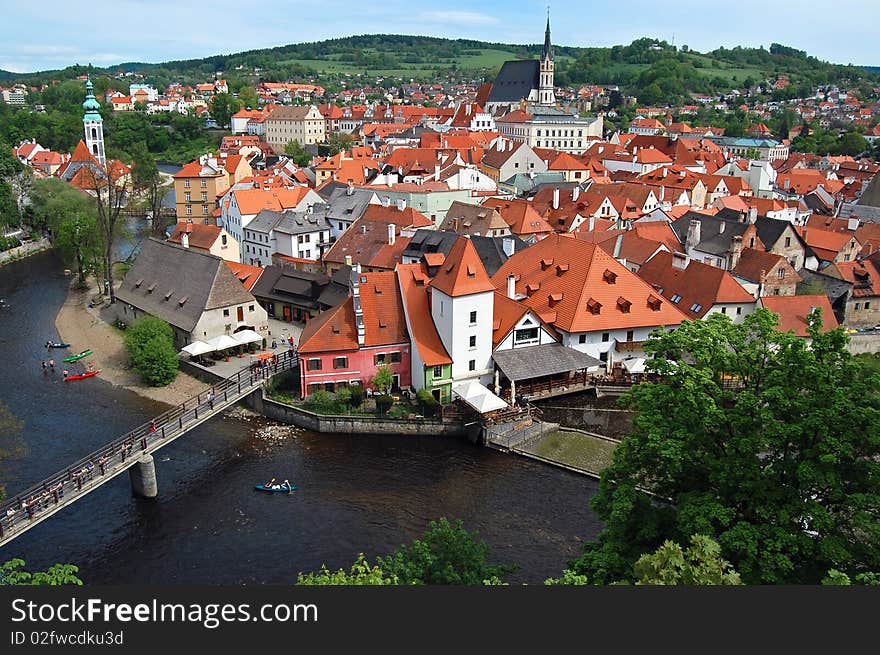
[487,60,540,104]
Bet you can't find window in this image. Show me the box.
[333,356,348,370]
[390,352,401,363]
[203,206,209,215]
[307,359,322,371]
[201,191,207,201]
[201,179,207,188]
[866,302,872,310]
[601,332,610,343]
[374,353,387,365]
[433,365,444,379]
[222,234,227,246]
[469,335,476,349]
[186,206,192,216]
[469,310,477,324]
[468,360,476,371]
[855,302,861,311]
[736,307,743,315]
[716,258,723,267]
[515,327,539,344]
[248,304,254,312]
[721,307,728,314]
[784,237,791,247]
[223,309,230,317]
[670,294,682,304]
[184,180,190,188]
[626,330,634,342]
[690,303,703,313]
[579,334,587,344]
[184,192,191,201]
[777,268,786,279]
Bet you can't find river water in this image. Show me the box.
[0,251,601,584]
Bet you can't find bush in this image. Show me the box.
[306,389,334,410]
[335,386,352,409]
[349,383,364,409]
[375,394,393,416]
[416,389,439,417]
[123,316,179,386]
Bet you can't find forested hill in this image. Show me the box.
[8,34,879,103]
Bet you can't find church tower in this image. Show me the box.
[538,15,555,107]
[82,78,106,168]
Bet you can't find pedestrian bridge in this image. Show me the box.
[0,349,298,549]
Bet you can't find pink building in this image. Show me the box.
[297,267,411,397]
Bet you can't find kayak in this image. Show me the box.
[63,350,93,363]
[64,370,100,382]
[48,342,70,348]
[254,483,296,493]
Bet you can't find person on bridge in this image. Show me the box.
[150,421,157,433]
[208,392,215,409]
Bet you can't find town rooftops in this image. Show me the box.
[759,295,839,337]
[430,236,495,298]
[396,264,452,367]
[167,222,222,250]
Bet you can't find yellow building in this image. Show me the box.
[172,153,252,221]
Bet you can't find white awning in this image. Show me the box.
[181,340,214,356]
[452,380,508,414]
[622,358,646,373]
[232,329,263,345]
[206,334,240,351]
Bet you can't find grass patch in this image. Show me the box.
[525,429,618,474]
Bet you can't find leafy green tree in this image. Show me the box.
[348,383,364,409]
[297,554,396,585]
[837,131,868,156]
[378,518,511,585]
[236,86,259,111]
[284,140,311,166]
[822,569,880,585]
[123,316,179,386]
[569,309,880,585]
[208,93,240,128]
[0,183,19,229]
[335,386,352,411]
[327,132,355,155]
[131,144,170,237]
[371,364,394,395]
[0,559,83,586]
[632,535,742,585]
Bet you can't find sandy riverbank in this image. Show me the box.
[54,278,208,406]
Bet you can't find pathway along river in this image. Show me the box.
[0,251,601,584]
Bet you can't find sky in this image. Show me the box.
[3,0,879,73]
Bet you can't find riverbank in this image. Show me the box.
[54,276,206,406]
[0,237,52,267]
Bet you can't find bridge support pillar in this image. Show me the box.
[129,454,158,499]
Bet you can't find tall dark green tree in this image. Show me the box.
[131,144,170,237]
[569,310,880,585]
[208,93,240,129]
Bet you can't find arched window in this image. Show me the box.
[91,128,97,139]
[92,144,98,155]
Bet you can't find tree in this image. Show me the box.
[209,93,240,129]
[371,364,394,395]
[79,162,129,303]
[327,132,355,156]
[568,310,880,585]
[348,383,364,410]
[335,386,352,411]
[131,144,170,237]
[632,535,742,585]
[837,131,868,157]
[297,554,396,585]
[0,559,83,586]
[284,140,311,167]
[378,518,511,585]
[236,86,259,111]
[123,316,179,386]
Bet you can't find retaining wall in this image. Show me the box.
[0,238,52,267]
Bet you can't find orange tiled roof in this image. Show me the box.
[760,295,839,337]
[396,264,452,366]
[492,234,689,333]
[429,236,495,298]
[231,187,311,216]
[224,261,264,291]
[167,222,221,250]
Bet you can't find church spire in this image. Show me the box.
[542,11,553,61]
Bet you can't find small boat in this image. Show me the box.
[48,342,70,348]
[254,483,296,493]
[64,370,100,382]
[63,350,93,363]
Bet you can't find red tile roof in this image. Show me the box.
[167,222,222,250]
[491,234,689,333]
[224,261,264,291]
[731,248,801,285]
[396,264,452,366]
[231,187,312,216]
[297,299,359,354]
[430,236,495,297]
[760,295,839,337]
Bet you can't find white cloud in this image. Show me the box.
[419,10,500,26]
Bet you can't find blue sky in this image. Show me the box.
[3,0,879,73]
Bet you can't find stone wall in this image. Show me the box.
[535,404,634,440]
[0,238,52,267]
[247,392,466,436]
[848,334,880,355]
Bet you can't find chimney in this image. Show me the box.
[396,198,406,211]
[572,186,580,202]
[181,230,190,249]
[730,235,743,269]
[847,217,859,231]
[686,218,701,252]
[381,195,390,207]
[502,237,515,257]
[672,251,689,270]
[346,181,354,196]
[748,207,758,224]
[507,274,516,299]
[387,223,396,246]
[552,187,560,210]
[719,221,726,234]
[588,215,595,232]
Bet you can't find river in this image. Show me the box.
[0,251,601,584]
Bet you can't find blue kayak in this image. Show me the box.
[255,483,296,493]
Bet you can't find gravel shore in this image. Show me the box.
[54,277,208,406]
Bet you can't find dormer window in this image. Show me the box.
[603,269,617,284]
[549,292,563,305]
[540,258,554,270]
[586,298,602,315]
[690,303,703,313]
[617,297,632,313]
[555,263,569,276]
[670,294,682,304]
[647,295,663,311]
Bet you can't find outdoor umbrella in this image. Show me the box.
[180,340,214,356]
[206,334,240,352]
[231,329,263,345]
